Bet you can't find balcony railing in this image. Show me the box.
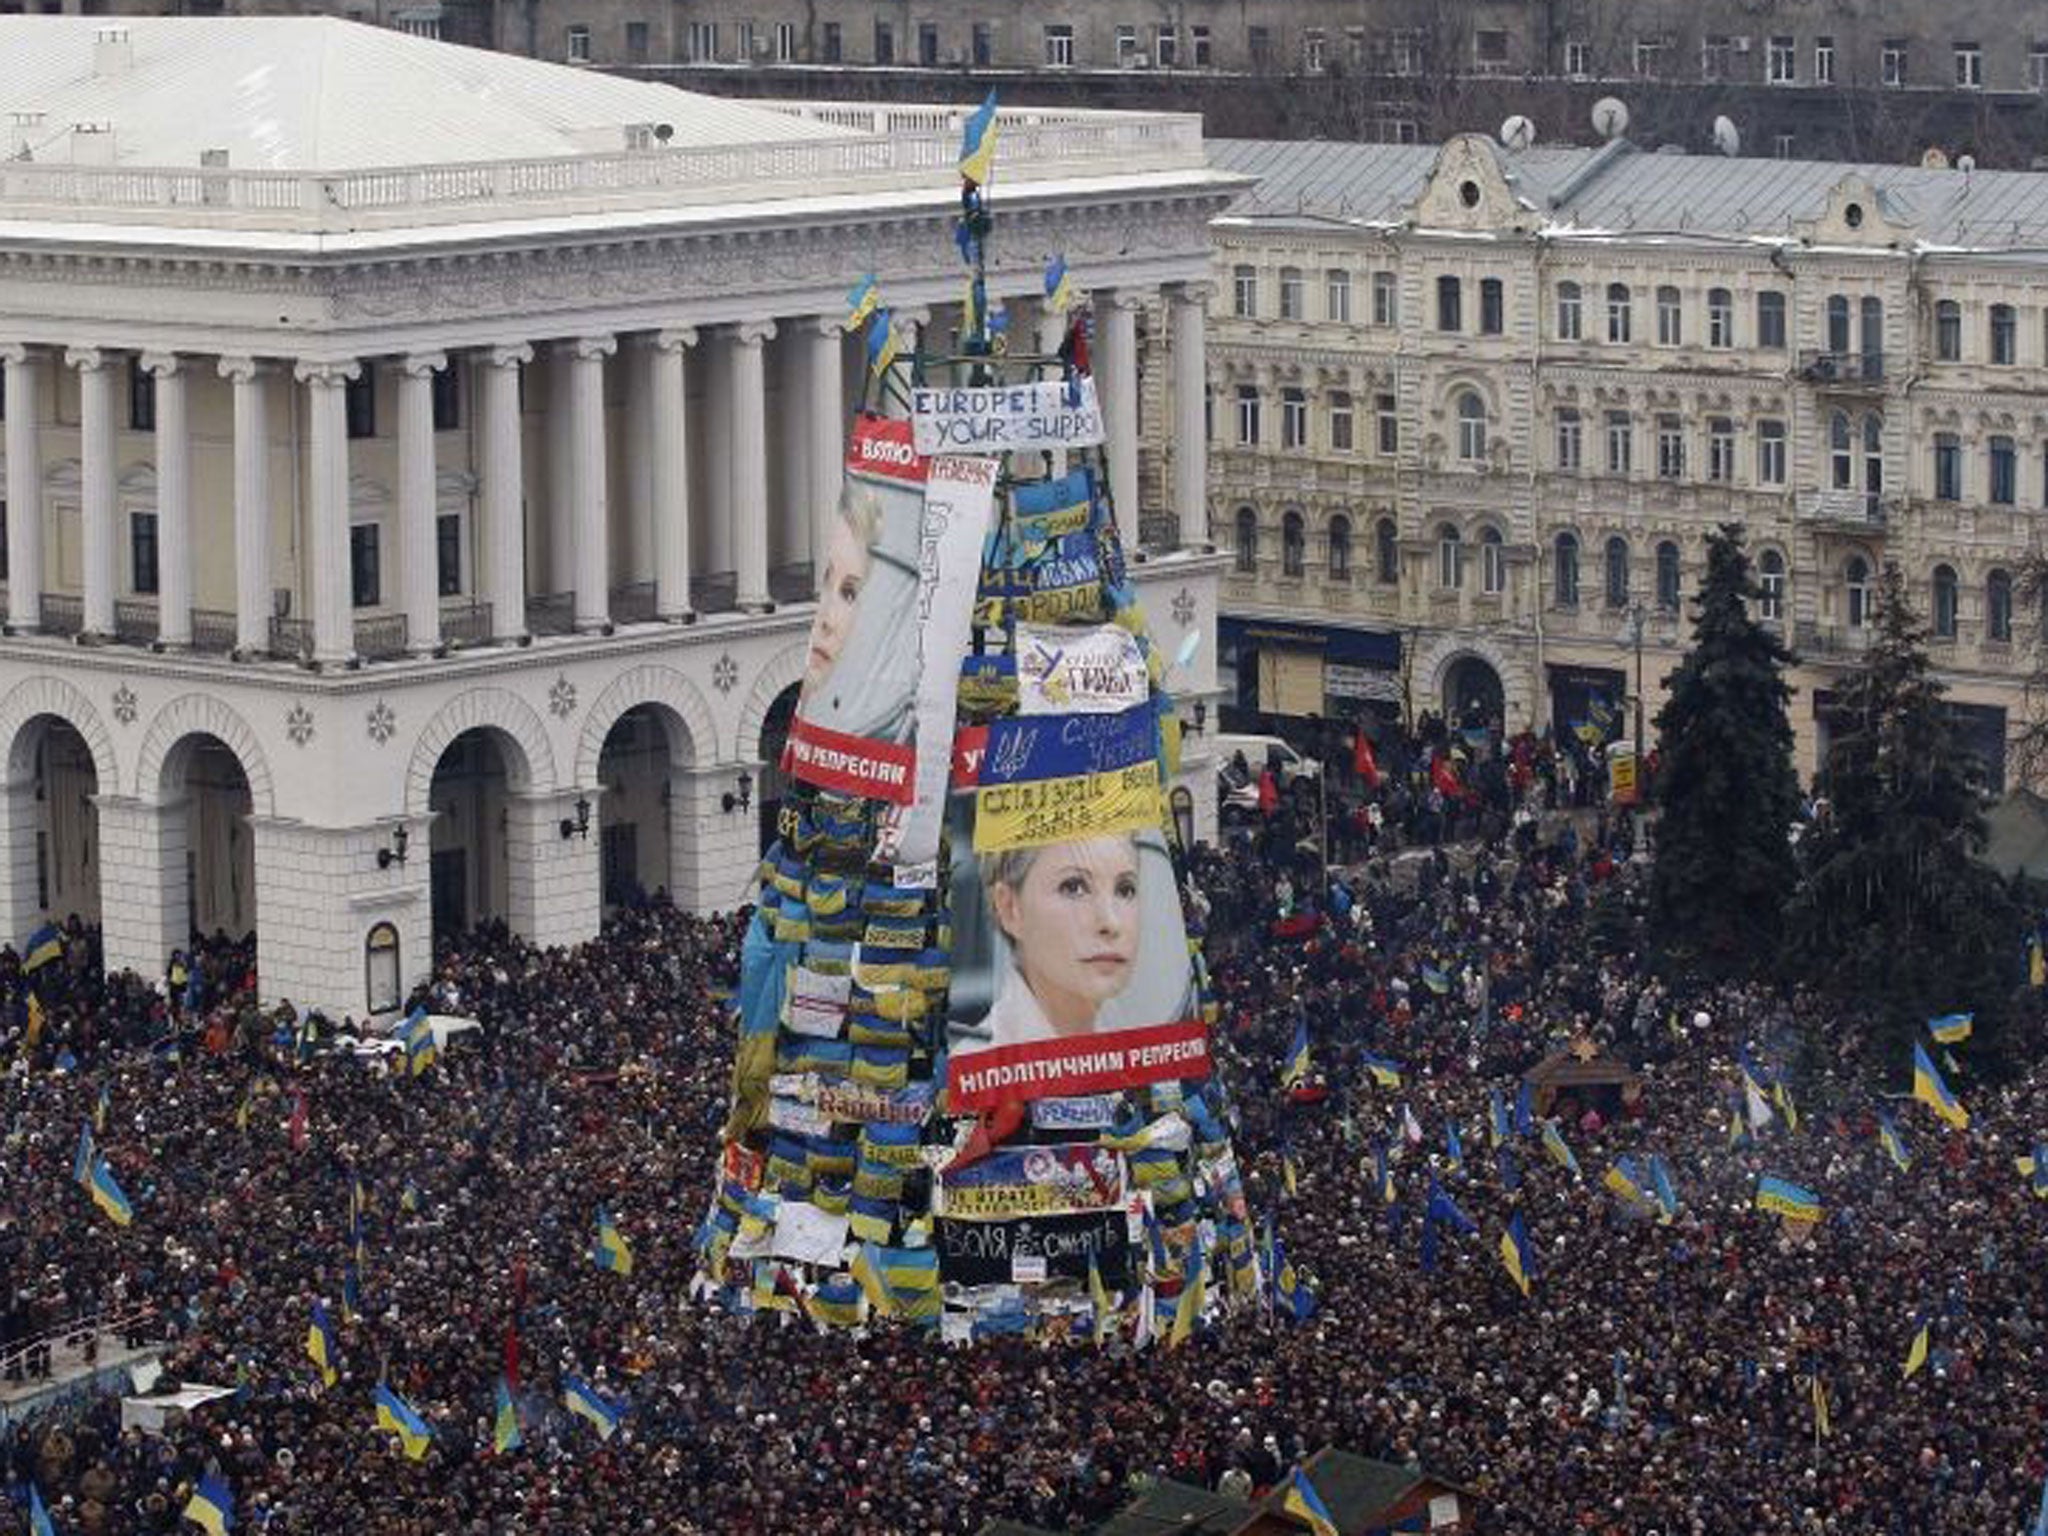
[1799,489,1888,530]
[525,592,575,637]
[40,593,82,637]
[113,598,158,646]
[355,613,409,662]
[191,608,238,655]
[610,580,657,626]
[269,616,313,663]
[1798,350,1886,386]
[440,598,493,647]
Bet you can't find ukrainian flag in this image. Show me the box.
[73,1121,95,1186]
[1877,1108,1912,1172]
[1445,1117,1465,1172]
[591,1206,633,1277]
[25,992,43,1052]
[850,1242,892,1316]
[1902,1315,1930,1380]
[306,1300,338,1387]
[1499,1212,1534,1297]
[845,273,879,329]
[1647,1155,1678,1224]
[1360,1051,1403,1088]
[1281,1467,1340,1536]
[1928,1012,1974,1045]
[183,1473,234,1536]
[1603,1159,1648,1209]
[373,1383,434,1460]
[881,1245,942,1320]
[2017,1146,2048,1199]
[866,308,900,382]
[1373,1142,1395,1206]
[1044,253,1072,315]
[1540,1120,1581,1178]
[1420,962,1450,995]
[1281,1017,1311,1087]
[1089,1252,1115,1346]
[1911,1042,1969,1129]
[1168,1237,1206,1349]
[22,921,62,972]
[87,1156,133,1227]
[493,1378,523,1454]
[1755,1175,1822,1223]
[1489,1088,1510,1148]
[957,88,998,185]
[29,1482,56,1536]
[804,1277,866,1330]
[562,1375,625,1441]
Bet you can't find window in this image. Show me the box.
[1845,556,1871,626]
[1657,415,1685,479]
[1554,532,1580,606]
[1769,35,1795,82]
[1326,269,1351,324]
[1758,419,1786,484]
[437,512,462,596]
[1556,281,1583,340]
[777,21,798,62]
[1302,29,1326,72]
[1456,391,1488,462]
[1235,386,1261,446]
[1606,283,1632,343]
[1282,512,1306,578]
[1155,25,1175,67]
[624,20,648,61]
[1816,36,1835,84]
[1934,433,1962,501]
[1656,285,1682,346]
[364,922,401,1014]
[1043,23,1071,66]
[919,22,941,67]
[1701,35,1730,79]
[1233,508,1257,573]
[129,510,158,595]
[1479,278,1504,336]
[1390,30,1421,75]
[1605,411,1633,475]
[1279,267,1304,321]
[1830,410,1854,489]
[1992,304,2017,365]
[1436,524,1462,589]
[350,523,381,608]
[1376,393,1398,456]
[1991,436,2017,504]
[1989,569,2014,640]
[1706,288,1733,348]
[1329,391,1354,452]
[1476,28,1508,67]
[2034,44,2048,90]
[1827,295,1852,356]
[1883,39,1907,87]
[1281,388,1308,449]
[345,364,375,439]
[1372,271,1398,326]
[1707,417,1735,482]
[1864,414,1884,502]
[1932,564,1959,637]
[1936,300,1962,361]
[1633,37,1663,77]
[431,363,459,431]
[1247,26,1270,67]
[1233,265,1258,318]
[126,356,155,433]
[972,23,994,67]
[1759,550,1786,620]
[1328,516,1352,580]
[565,23,590,62]
[1346,27,1367,68]
[1955,43,1982,88]
[1605,537,1631,607]
[1191,25,1210,66]
[1656,541,1681,610]
[1861,297,1884,372]
[1556,408,1583,471]
[1437,275,1462,332]
[1564,38,1590,77]
[873,20,893,63]
[1375,517,1399,583]
[821,23,841,63]
[1480,527,1506,595]
[735,21,755,59]
[1757,291,1787,350]
[1774,133,1796,161]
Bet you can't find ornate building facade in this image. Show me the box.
[0,17,1231,1016]
[1188,133,2048,787]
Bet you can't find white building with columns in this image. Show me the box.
[0,17,1233,1017]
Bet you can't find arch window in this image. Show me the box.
[1436,523,1462,589]
[1758,549,1786,621]
[1988,568,2014,642]
[1554,531,1580,607]
[1932,564,1958,638]
[1655,284,1682,345]
[364,922,402,1015]
[1479,526,1506,595]
[1455,390,1488,461]
[1935,299,1962,360]
[1655,540,1681,610]
[1991,302,2017,364]
[1278,266,1304,320]
[1845,555,1871,628]
[1606,282,1632,343]
[1604,535,1630,608]
[1375,517,1399,584]
[1707,287,1734,347]
[1827,294,1852,355]
[1556,280,1583,340]
[1281,511,1306,578]
[1233,506,1258,573]
[1328,515,1352,581]
[1437,274,1463,332]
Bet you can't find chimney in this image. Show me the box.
[92,25,133,78]
[69,121,117,167]
[9,110,46,161]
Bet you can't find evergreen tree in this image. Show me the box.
[1788,561,2020,1055]
[1649,523,1801,974]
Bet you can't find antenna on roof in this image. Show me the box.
[1712,116,1740,157]
[1956,153,1976,174]
[1499,115,1535,153]
[1591,98,1629,142]
[1921,146,1950,170]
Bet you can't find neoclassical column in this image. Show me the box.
[219,357,272,657]
[295,359,358,667]
[882,306,929,423]
[1094,292,1144,553]
[729,319,776,612]
[650,327,695,621]
[398,352,445,655]
[140,352,191,647]
[478,344,531,643]
[805,317,845,568]
[567,334,616,633]
[1,345,45,632]
[67,347,116,638]
[1168,281,1216,552]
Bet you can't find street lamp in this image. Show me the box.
[1627,602,1647,753]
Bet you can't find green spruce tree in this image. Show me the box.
[1788,561,2020,1056]
[1649,523,1801,974]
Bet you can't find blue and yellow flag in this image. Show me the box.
[1513,1079,1535,1137]
[1499,1212,1534,1297]
[24,991,44,1054]
[1540,1120,1581,1178]
[1088,1252,1115,1346]
[592,1206,633,1277]
[1911,1042,1968,1129]
[845,273,880,329]
[29,1482,56,1536]
[957,89,998,185]
[1903,1315,1930,1380]
[2018,1145,2048,1199]
[1281,1467,1340,1536]
[1360,1050,1403,1088]
[87,1155,133,1227]
[73,1121,95,1186]
[1647,1154,1678,1223]
[183,1473,234,1536]
[1282,1017,1311,1087]
[562,1375,625,1441]
[1168,1236,1206,1348]
[1755,1175,1822,1223]
[22,921,62,973]
[306,1300,338,1387]
[1488,1087,1510,1148]
[1877,1107,1912,1172]
[1420,962,1451,995]
[373,1384,434,1460]
[1603,1158,1649,1209]
[1928,1012,1974,1045]
[865,308,900,382]
[1445,1117,1465,1172]
[1044,253,1072,314]
[2031,933,2046,989]
[1372,1141,1395,1206]
[804,1276,866,1330]
[1773,1080,1800,1133]
[493,1377,523,1454]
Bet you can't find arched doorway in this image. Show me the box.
[159,733,255,943]
[756,684,800,857]
[11,715,101,927]
[1443,655,1505,735]
[596,703,689,910]
[426,728,520,947]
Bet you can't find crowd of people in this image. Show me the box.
[2,801,2044,1534]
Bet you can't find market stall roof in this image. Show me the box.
[1524,1037,1643,1113]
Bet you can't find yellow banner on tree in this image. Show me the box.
[974,760,1161,852]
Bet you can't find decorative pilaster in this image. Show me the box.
[140,352,191,647]
[295,358,359,667]
[479,344,531,643]
[1095,292,1144,554]
[567,334,617,633]
[729,319,777,612]
[1,345,45,632]
[1168,282,1216,552]
[219,357,273,658]
[398,353,446,654]
[650,328,696,621]
[806,318,846,569]
[66,347,116,638]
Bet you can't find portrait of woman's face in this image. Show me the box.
[991,836,1141,1030]
[804,512,872,697]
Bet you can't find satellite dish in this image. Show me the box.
[1956,153,1976,174]
[1592,97,1630,141]
[1499,114,1536,152]
[1921,146,1950,170]
[1712,116,1740,157]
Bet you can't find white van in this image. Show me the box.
[1213,733,1321,787]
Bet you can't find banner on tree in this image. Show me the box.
[936,1144,1126,1218]
[935,1209,1131,1286]
[910,378,1105,456]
